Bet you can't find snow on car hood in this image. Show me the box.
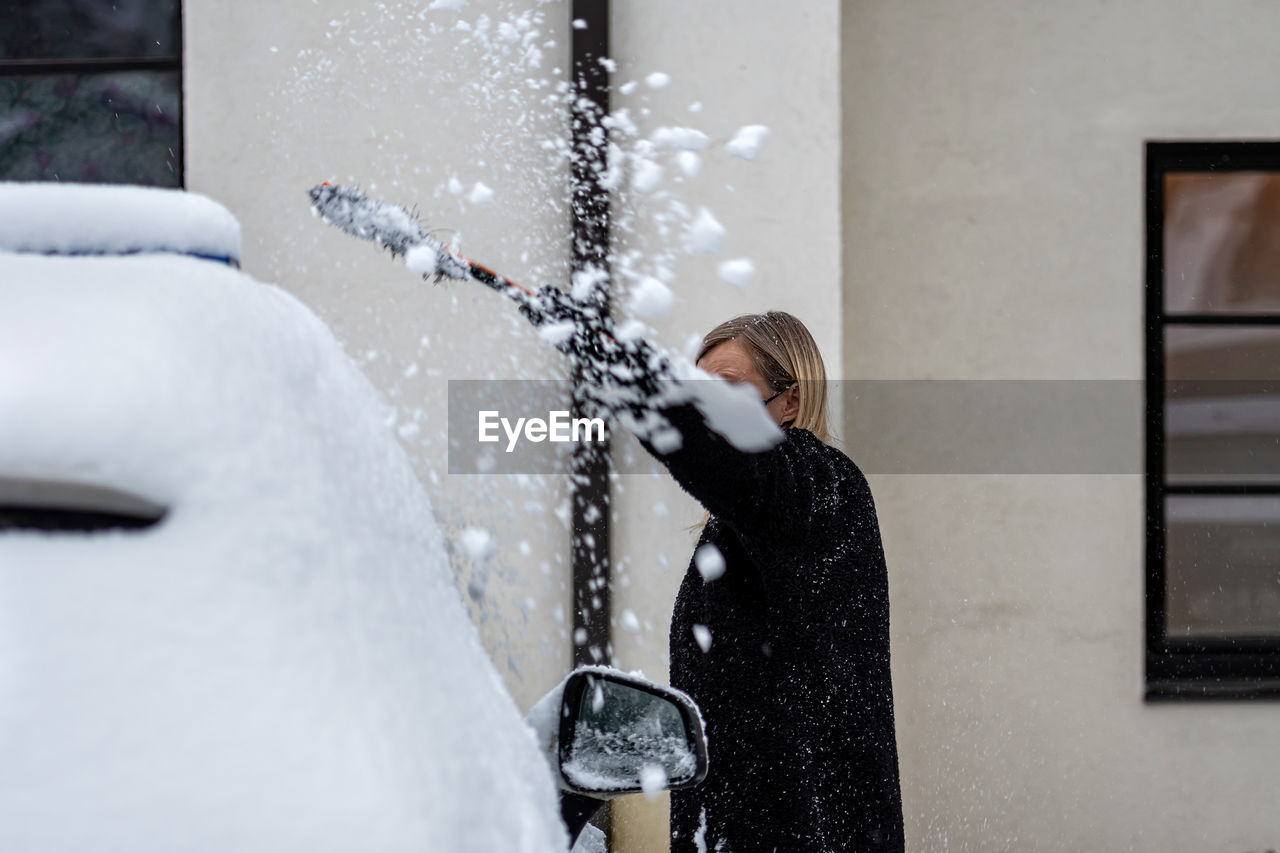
[0,251,567,853]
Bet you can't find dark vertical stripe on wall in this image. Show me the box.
[178,0,185,186]
[569,2,612,841]
[569,0,612,674]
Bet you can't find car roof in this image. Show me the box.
[0,182,241,266]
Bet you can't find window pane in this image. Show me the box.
[1166,495,1280,638]
[0,0,181,61]
[1165,172,1280,314]
[1165,326,1280,483]
[0,71,181,187]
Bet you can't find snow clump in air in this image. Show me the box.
[725,124,770,160]
[640,764,668,801]
[686,207,726,254]
[627,277,675,318]
[692,624,712,653]
[651,127,710,151]
[537,319,577,347]
[405,244,440,277]
[459,527,496,560]
[676,151,701,179]
[427,0,467,10]
[645,71,671,89]
[694,544,725,582]
[716,258,755,288]
[614,318,648,342]
[631,158,663,194]
[466,182,494,204]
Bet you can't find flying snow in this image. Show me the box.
[725,124,770,160]
[692,624,712,653]
[694,544,726,582]
[716,258,755,288]
[651,127,710,151]
[614,318,648,342]
[628,277,675,318]
[676,151,701,179]
[459,527,496,560]
[466,182,494,204]
[645,71,671,89]
[640,764,668,801]
[537,319,577,347]
[686,207,726,254]
[631,159,663,194]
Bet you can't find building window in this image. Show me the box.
[1146,141,1280,699]
[0,0,182,187]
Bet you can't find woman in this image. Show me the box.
[304,190,901,846]
[433,269,902,849]
[641,312,904,853]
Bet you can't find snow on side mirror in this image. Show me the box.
[557,668,709,798]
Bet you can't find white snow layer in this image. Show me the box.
[725,124,770,160]
[0,251,567,853]
[0,182,241,262]
[716,258,755,287]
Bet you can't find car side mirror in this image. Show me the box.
[557,668,709,797]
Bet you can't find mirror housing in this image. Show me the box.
[556,667,709,798]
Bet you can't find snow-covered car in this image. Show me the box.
[0,182,706,852]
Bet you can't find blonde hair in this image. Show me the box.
[696,311,831,443]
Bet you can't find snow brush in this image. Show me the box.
[306,182,782,453]
[307,182,536,307]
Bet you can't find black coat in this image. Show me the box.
[645,403,904,853]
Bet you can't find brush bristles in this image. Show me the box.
[308,183,468,281]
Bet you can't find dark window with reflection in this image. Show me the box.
[1147,143,1280,699]
[0,0,182,187]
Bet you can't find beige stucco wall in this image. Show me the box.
[843,2,1280,850]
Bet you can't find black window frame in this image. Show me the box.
[0,3,185,186]
[1145,140,1280,701]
